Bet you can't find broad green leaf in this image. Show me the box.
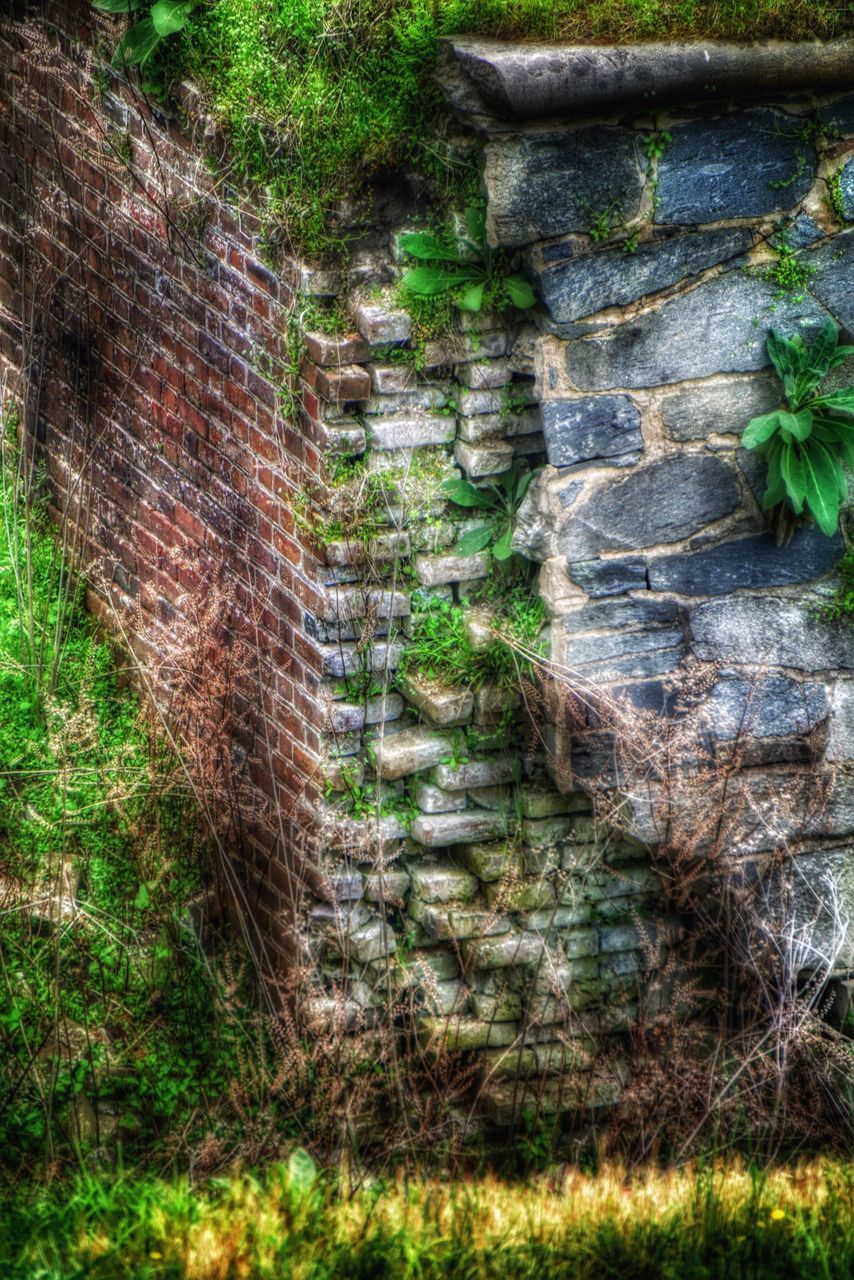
[151,0,195,35]
[457,280,487,312]
[455,522,495,555]
[93,0,143,11]
[742,411,782,450]
[398,231,463,263]
[464,206,487,249]
[288,1148,318,1191]
[513,469,535,507]
[492,522,515,560]
[506,275,536,309]
[766,328,803,383]
[829,344,854,368]
[814,389,854,415]
[805,319,839,378]
[762,449,786,510]
[780,442,806,514]
[133,883,150,912]
[441,477,494,509]
[779,409,813,441]
[402,265,480,296]
[112,17,161,65]
[801,439,843,536]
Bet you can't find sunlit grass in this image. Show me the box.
[5,1156,854,1279]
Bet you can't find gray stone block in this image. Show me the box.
[414,551,489,586]
[433,757,517,791]
[803,229,854,331]
[647,526,844,596]
[838,158,854,220]
[370,725,453,781]
[484,127,644,248]
[557,454,741,559]
[368,414,456,450]
[705,676,828,740]
[566,272,830,390]
[420,1015,517,1051]
[410,809,509,846]
[656,110,816,224]
[454,439,515,477]
[542,396,643,467]
[691,598,854,671]
[409,900,510,940]
[539,227,753,323]
[827,681,854,762]
[464,930,548,969]
[354,302,411,345]
[562,596,680,633]
[408,862,479,903]
[414,780,467,813]
[824,94,854,136]
[398,672,474,728]
[569,556,648,597]
[659,375,779,441]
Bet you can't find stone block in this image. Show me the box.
[484,127,644,248]
[558,454,741,559]
[655,109,816,223]
[433,757,517,791]
[408,861,480,903]
[541,395,643,467]
[562,927,600,959]
[647,526,844,596]
[368,414,456,450]
[410,949,461,981]
[458,358,514,388]
[362,388,449,414]
[315,420,367,455]
[354,301,411,345]
[659,375,779,441]
[520,905,592,933]
[470,988,523,1020]
[539,227,752,323]
[485,877,556,911]
[369,725,453,781]
[467,784,512,809]
[474,684,522,725]
[463,930,548,969]
[569,556,648,597]
[414,551,489,586]
[419,1015,517,1051]
[458,839,519,882]
[363,869,411,903]
[704,675,828,740]
[304,331,371,366]
[328,692,405,734]
[367,362,417,394]
[478,1047,538,1078]
[807,229,854,332]
[408,899,510,940]
[457,413,509,444]
[311,364,371,403]
[410,809,509,847]
[324,531,410,568]
[827,681,854,762]
[321,640,406,679]
[519,787,591,819]
[398,672,474,727]
[563,626,684,677]
[319,586,411,623]
[458,388,507,416]
[454,439,515,477]
[690,598,854,671]
[565,271,830,391]
[414,780,468,813]
[346,918,397,963]
[823,94,854,135]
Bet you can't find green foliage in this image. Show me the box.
[441,466,537,560]
[762,236,818,299]
[818,547,854,622]
[400,207,536,313]
[742,322,854,537]
[94,0,197,68]
[827,167,852,225]
[401,585,544,691]
[643,128,672,161]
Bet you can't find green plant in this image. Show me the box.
[441,466,537,559]
[643,128,672,161]
[622,228,640,254]
[742,322,854,537]
[826,167,851,225]
[399,207,535,313]
[587,200,622,243]
[761,236,817,299]
[93,1,197,68]
[818,548,854,621]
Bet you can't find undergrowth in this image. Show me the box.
[162,0,852,254]
[4,1155,854,1280]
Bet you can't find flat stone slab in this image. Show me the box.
[705,676,828,740]
[483,127,644,248]
[437,38,854,122]
[655,109,816,224]
[411,809,510,846]
[565,271,830,391]
[369,725,453,781]
[690,598,854,671]
[557,454,741,559]
[647,526,844,595]
[542,395,642,467]
[539,227,753,324]
[659,375,779,441]
[804,230,854,332]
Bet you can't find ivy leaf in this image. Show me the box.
[401,266,479,296]
[492,522,515,560]
[457,280,487,312]
[742,411,783,450]
[454,522,495,555]
[506,275,536,309]
[112,17,161,66]
[780,442,807,514]
[398,231,463,263]
[441,477,494,509]
[801,439,843,536]
[151,1,196,36]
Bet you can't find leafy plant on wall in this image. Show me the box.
[399,207,535,313]
[93,0,196,67]
[441,467,536,559]
[742,321,854,539]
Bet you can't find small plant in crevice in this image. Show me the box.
[93,1,197,71]
[643,128,672,162]
[399,207,535,314]
[761,234,818,300]
[741,321,854,539]
[826,166,852,225]
[441,465,538,560]
[818,547,854,622]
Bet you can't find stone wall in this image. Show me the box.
[1,5,852,1130]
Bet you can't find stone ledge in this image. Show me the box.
[437,38,854,123]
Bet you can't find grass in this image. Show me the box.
[3,1154,854,1279]
[0,418,252,1177]
[162,0,853,255]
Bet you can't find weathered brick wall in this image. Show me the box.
[0,1,329,964]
